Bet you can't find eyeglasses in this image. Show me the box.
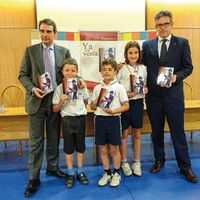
[156,22,171,29]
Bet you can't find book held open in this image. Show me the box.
[157,67,174,88]
[36,72,53,94]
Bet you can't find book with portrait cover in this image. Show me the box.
[129,74,144,94]
[36,72,53,94]
[62,78,78,99]
[96,88,115,109]
[157,67,174,88]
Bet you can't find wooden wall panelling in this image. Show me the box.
[0,0,199,100]
[172,29,200,100]
[0,0,35,27]
[0,0,36,94]
[0,29,33,93]
[146,1,200,29]
[146,1,200,100]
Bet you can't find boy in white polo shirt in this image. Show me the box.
[52,58,89,188]
[90,59,129,187]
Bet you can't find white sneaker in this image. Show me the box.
[121,162,132,176]
[98,172,112,187]
[110,172,121,187]
[131,161,142,176]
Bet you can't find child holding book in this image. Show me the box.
[117,41,148,177]
[52,58,89,188]
[90,58,129,187]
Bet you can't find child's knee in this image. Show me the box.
[122,134,128,139]
[110,146,119,156]
[100,145,108,155]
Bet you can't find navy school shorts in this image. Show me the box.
[94,115,122,145]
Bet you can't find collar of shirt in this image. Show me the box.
[101,79,117,87]
[130,64,138,72]
[158,34,172,43]
[158,34,172,55]
[42,43,55,51]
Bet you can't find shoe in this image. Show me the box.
[24,179,41,197]
[121,162,132,176]
[65,175,75,188]
[180,169,198,183]
[77,172,89,185]
[110,172,121,187]
[131,161,142,176]
[46,169,67,179]
[150,160,165,173]
[98,172,112,187]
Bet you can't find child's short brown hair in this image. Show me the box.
[61,58,78,71]
[101,58,118,71]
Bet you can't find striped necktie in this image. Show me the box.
[43,47,57,89]
[44,47,53,74]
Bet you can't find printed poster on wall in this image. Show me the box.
[31,30,157,88]
[80,31,118,83]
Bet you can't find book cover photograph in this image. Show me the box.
[130,75,144,94]
[62,78,78,99]
[80,39,117,83]
[99,47,116,71]
[134,76,144,94]
[97,88,115,109]
[36,72,53,94]
[157,67,174,88]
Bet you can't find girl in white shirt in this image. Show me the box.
[117,41,148,177]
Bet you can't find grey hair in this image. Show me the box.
[154,10,173,23]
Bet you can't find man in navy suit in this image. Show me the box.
[142,10,198,183]
[19,18,71,197]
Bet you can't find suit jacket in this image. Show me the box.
[142,34,193,102]
[19,43,71,115]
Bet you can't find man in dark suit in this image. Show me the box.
[19,18,71,197]
[142,10,198,183]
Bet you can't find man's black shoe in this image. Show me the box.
[24,179,41,197]
[46,169,67,179]
[150,160,165,173]
[180,169,198,183]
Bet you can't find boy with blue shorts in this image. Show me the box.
[90,59,129,187]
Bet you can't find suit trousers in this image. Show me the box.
[146,96,191,171]
[28,94,61,180]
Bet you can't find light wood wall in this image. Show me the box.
[146,1,200,99]
[0,0,35,94]
[0,0,199,99]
